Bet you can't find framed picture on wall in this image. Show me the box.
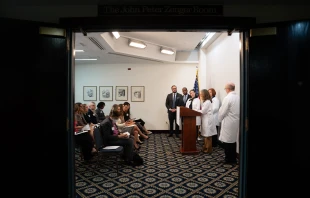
[131,86,145,102]
[115,86,128,101]
[83,86,97,101]
[99,86,113,101]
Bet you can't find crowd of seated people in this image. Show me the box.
[119,104,149,142]
[74,101,151,166]
[123,102,152,136]
[74,103,96,164]
[111,104,141,150]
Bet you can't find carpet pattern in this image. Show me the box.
[75,133,239,198]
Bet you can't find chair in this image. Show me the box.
[93,125,124,175]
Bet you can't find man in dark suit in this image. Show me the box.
[87,102,98,124]
[181,87,190,106]
[165,85,184,138]
[100,115,134,165]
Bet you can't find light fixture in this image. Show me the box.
[160,48,175,55]
[112,32,120,39]
[75,58,97,61]
[129,40,147,49]
[74,49,84,52]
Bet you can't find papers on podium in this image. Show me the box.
[176,106,181,125]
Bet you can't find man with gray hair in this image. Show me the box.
[218,82,240,164]
[87,102,98,124]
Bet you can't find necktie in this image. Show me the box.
[183,95,186,103]
[172,93,176,108]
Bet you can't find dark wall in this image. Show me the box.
[248,21,309,197]
[1,18,69,197]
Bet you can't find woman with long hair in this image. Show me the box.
[198,89,217,153]
[111,104,141,150]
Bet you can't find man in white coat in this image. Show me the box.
[218,82,240,164]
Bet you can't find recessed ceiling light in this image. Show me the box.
[129,40,147,49]
[74,49,84,52]
[75,58,97,60]
[112,32,120,39]
[160,48,175,55]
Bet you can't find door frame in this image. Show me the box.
[1,17,75,198]
[61,15,255,198]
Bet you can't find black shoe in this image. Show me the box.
[124,160,135,167]
[168,134,173,137]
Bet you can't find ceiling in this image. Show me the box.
[74,31,209,64]
[119,32,207,51]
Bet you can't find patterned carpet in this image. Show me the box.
[75,133,239,198]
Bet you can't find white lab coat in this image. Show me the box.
[218,91,240,143]
[185,98,201,125]
[198,100,217,137]
[211,96,221,126]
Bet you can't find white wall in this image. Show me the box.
[75,63,197,130]
[200,32,240,152]
[202,32,240,102]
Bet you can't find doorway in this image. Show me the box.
[73,29,246,198]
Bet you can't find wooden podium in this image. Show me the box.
[179,106,201,155]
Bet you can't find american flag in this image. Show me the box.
[193,68,199,98]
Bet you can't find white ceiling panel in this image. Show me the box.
[119,32,207,51]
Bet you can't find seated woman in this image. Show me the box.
[74,103,95,163]
[76,103,95,143]
[123,102,152,135]
[95,102,106,123]
[120,104,149,142]
[111,104,141,150]
[100,104,135,166]
[82,103,96,131]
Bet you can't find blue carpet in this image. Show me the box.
[75,133,239,198]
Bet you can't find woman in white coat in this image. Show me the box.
[208,88,221,147]
[185,89,201,140]
[198,89,217,153]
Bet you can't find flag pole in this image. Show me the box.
[196,67,200,94]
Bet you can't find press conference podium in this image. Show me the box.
[178,106,201,155]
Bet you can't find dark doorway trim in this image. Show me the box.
[59,16,255,32]
[61,14,255,198]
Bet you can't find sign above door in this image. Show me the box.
[98,5,223,16]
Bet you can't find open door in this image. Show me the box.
[1,18,74,197]
[246,20,309,197]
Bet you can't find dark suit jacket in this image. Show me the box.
[165,92,184,113]
[182,94,190,106]
[95,108,106,123]
[100,117,118,146]
[87,109,98,124]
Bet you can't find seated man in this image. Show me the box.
[100,105,135,166]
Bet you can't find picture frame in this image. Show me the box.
[83,86,97,101]
[131,86,145,102]
[99,86,113,101]
[115,86,128,101]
